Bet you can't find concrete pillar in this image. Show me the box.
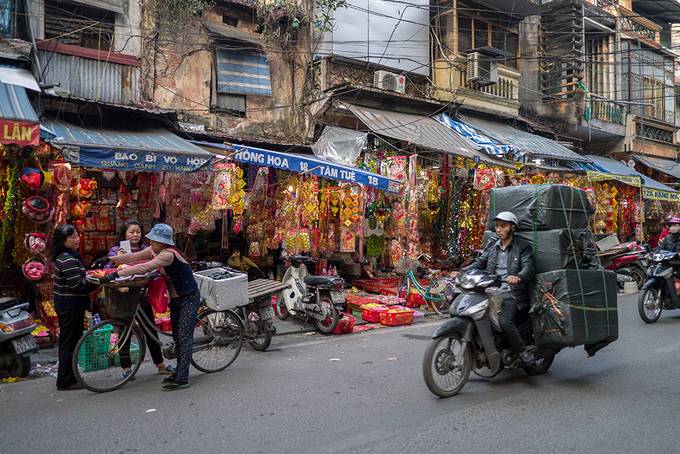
[518,15,541,117]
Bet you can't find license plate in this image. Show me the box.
[331,291,345,303]
[260,306,275,320]
[12,335,37,355]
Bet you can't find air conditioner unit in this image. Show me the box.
[373,70,406,94]
[466,52,498,86]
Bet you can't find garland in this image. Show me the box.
[0,164,18,267]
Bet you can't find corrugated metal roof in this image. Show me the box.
[586,155,676,193]
[633,155,680,181]
[202,21,264,47]
[459,114,592,163]
[42,118,212,157]
[0,81,39,123]
[346,104,512,166]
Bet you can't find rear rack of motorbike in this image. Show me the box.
[248,279,291,301]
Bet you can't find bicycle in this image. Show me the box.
[398,269,454,316]
[72,278,244,393]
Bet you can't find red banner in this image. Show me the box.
[0,119,39,146]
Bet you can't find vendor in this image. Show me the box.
[227,248,260,274]
[108,220,174,378]
[52,224,97,391]
[102,224,199,391]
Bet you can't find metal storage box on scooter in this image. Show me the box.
[194,268,248,310]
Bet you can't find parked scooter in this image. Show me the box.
[422,270,557,398]
[276,255,344,334]
[600,241,650,289]
[638,250,680,323]
[0,297,37,378]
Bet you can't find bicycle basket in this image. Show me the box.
[101,287,144,320]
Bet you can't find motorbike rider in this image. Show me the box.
[465,211,534,364]
[656,216,680,252]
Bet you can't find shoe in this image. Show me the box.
[161,381,190,391]
[122,370,136,381]
[57,382,85,391]
[161,374,177,384]
[158,364,176,376]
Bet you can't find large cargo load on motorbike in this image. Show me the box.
[483,229,600,274]
[531,269,618,356]
[487,185,594,231]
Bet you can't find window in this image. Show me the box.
[0,0,26,39]
[456,15,518,67]
[44,1,115,50]
[457,16,472,52]
[222,15,238,27]
[642,76,665,121]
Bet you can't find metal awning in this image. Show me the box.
[344,104,516,168]
[194,141,401,193]
[0,81,39,146]
[632,155,680,181]
[202,21,264,47]
[459,114,592,163]
[586,155,679,202]
[43,118,213,173]
[0,66,40,92]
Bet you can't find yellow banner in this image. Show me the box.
[586,171,642,187]
[642,188,680,202]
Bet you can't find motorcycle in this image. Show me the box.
[422,270,557,398]
[638,250,680,323]
[276,255,344,335]
[0,297,37,378]
[600,242,650,290]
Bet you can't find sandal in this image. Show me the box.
[157,364,176,375]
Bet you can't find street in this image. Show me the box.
[3,293,680,454]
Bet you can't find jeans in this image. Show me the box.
[169,291,201,383]
[498,296,525,353]
[56,308,85,389]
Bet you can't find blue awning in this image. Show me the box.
[436,113,513,157]
[44,118,212,173]
[0,81,38,123]
[566,161,608,172]
[194,141,401,193]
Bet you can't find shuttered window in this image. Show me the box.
[215,48,272,96]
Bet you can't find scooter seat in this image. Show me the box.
[304,275,335,287]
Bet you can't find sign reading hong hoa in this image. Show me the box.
[231,145,401,193]
[0,119,39,146]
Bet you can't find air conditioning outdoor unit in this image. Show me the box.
[373,70,406,93]
[466,52,498,86]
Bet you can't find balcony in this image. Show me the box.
[619,6,661,46]
[591,97,626,125]
[36,41,141,105]
[433,57,520,116]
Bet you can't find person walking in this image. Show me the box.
[52,224,96,390]
[102,224,199,391]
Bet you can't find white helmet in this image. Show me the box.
[493,211,518,225]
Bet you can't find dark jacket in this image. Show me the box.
[657,233,680,253]
[465,236,535,308]
[53,251,96,312]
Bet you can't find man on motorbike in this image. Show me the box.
[466,211,534,364]
[656,216,680,252]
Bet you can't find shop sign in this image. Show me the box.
[586,171,642,187]
[642,188,680,202]
[63,146,211,173]
[232,145,400,193]
[0,119,39,146]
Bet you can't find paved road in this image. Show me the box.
[3,294,680,454]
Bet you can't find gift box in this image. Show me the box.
[332,313,356,335]
[379,309,414,326]
[361,304,389,323]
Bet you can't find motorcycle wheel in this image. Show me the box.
[6,354,31,378]
[522,353,555,376]
[315,296,339,335]
[638,288,662,324]
[275,292,289,321]
[629,267,646,290]
[250,330,273,351]
[422,336,471,398]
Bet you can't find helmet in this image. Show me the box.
[145,223,175,246]
[493,211,518,226]
[668,216,680,225]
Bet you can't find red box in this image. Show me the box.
[379,309,414,327]
[332,313,356,335]
[155,317,172,333]
[361,304,389,323]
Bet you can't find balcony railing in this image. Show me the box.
[460,64,520,102]
[619,7,661,44]
[37,41,141,104]
[590,98,626,125]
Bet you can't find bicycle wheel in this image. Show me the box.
[72,319,146,393]
[191,309,244,373]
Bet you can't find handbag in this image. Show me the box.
[148,276,169,314]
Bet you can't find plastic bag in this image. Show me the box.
[148,276,169,314]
